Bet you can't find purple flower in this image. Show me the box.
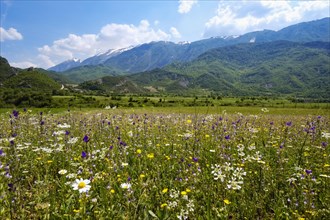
[109,145,113,150]
[23,108,27,112]
[225,135,230,140]
[322,142,327,147]
[193,157,198,162]
[286,121,292,126]
[65,130,70,135]
[0,149,3,155]
[81,151,87,158]
[83,135,89,143]
[40,120,45,125]
[12,110,19,118]
[40,112,43,116]
[10,140,14,145]
[305,169,312,175]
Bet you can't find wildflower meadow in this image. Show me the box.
[0,108,329,219]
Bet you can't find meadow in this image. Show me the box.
[0,106,329,219]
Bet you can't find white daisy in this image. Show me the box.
[72,178,91,193]
[120,183,131,189]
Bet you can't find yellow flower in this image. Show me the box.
[187,119,192,124]
[73,209,80,213]
[185,188,191,193]
[205,134,210,138]
[224,199,231,205]
[156,144,160,147]
[140,174,146,178]
[324,164,330,167]
[160,203,167,208]
[47,160,53,163]
[147,153,154,159]
[165,156,171,160]
[136,149,142,154]
[162,188,168,193]
[181,191,187,195]
[110,189,115,194]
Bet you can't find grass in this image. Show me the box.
[0,107,329,219]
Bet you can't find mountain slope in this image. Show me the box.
[61,65,127,83]
[49,17,330,77]
[0,56,19,83]
[121,41,329,98]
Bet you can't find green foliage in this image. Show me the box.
[62,65,126,83]
[0,56,19,83]
[2,69,61,91]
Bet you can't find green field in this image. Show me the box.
[0,107,329,219]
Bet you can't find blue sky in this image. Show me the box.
[1,0,329,69]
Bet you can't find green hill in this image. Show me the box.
[0,56,19,83]
[62,65,126,83]
[124,41,330,98]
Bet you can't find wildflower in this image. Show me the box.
[305,169,312,175]
[122,162,128,166]
[120,183,131,189]
[140,174,146,179]
[110,189,115,193]
[225,135,230,140]
[68,137,78,144]
[136,149,142,154]
[72,178,91,193]
[160,203,168,208]
[224,199,231,204]
[12,110,19,118]
[181,191,187,195]
[211,164,226,182]
[57,123,71,128]
[187,119,192,124]
[58,169,67,175]
[321,132,330,139]
[83,135,89,143]
[205,134,210,138]
[286,121,292,126]
[147,153,154,159]
[81,151,87,158]
[162,188,168,193]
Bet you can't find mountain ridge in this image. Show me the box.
[48,17,330,73]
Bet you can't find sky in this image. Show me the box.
[0,0,329,69]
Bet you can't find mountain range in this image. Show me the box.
[49,17,330,74]
[1,17,329,100]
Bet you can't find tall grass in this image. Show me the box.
[0,108,329,219]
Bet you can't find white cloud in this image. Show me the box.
[0,27,23,42]
[178,0,197,14]
[204,1,330,37]
[170,27,182,38]
[10,61,37,69]
[37,20,174,68]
